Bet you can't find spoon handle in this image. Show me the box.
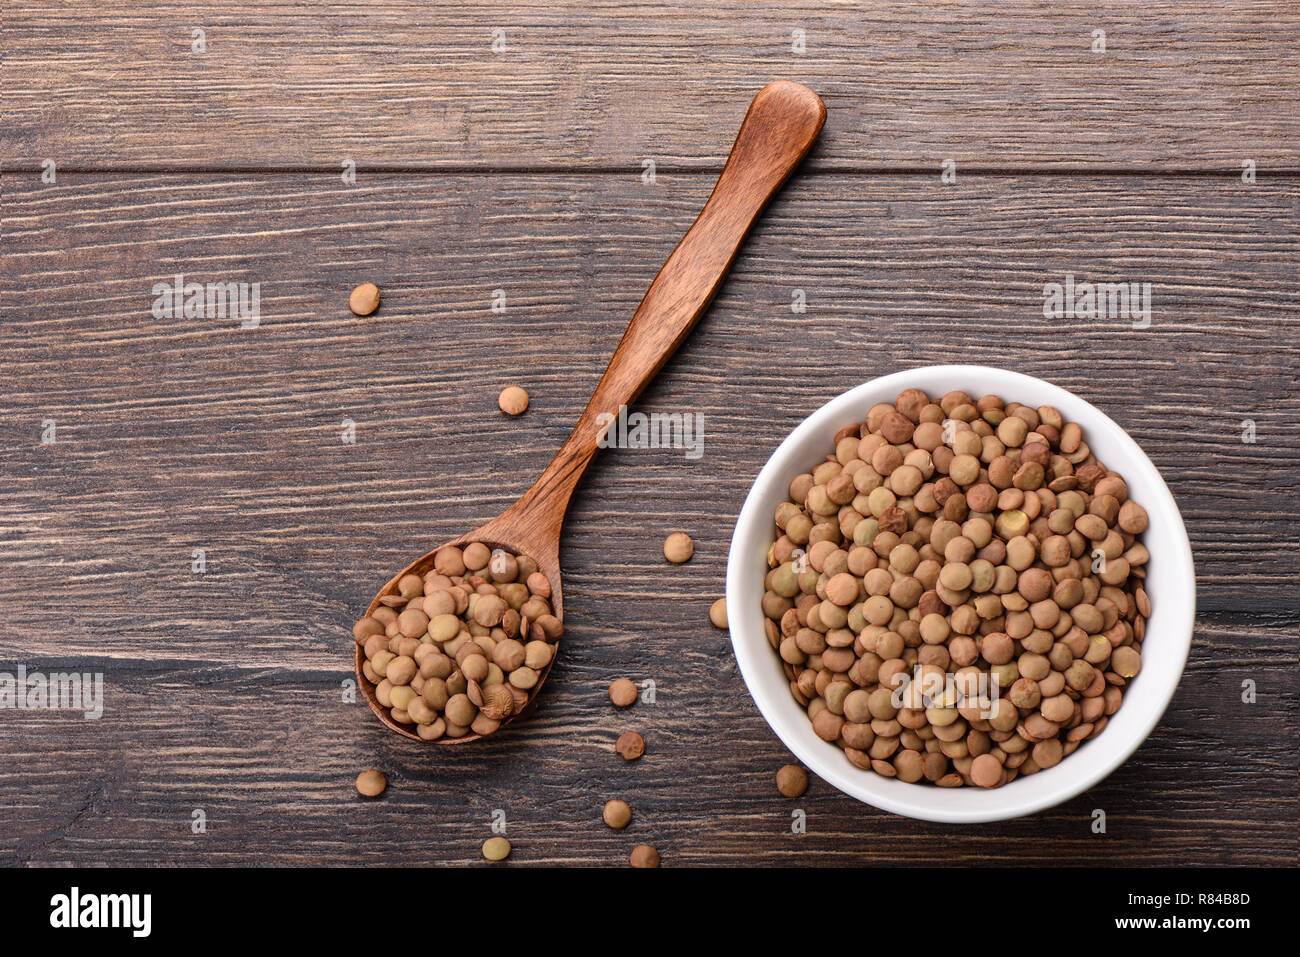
[492,81,825,551]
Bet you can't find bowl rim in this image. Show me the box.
[726,364,1195,823]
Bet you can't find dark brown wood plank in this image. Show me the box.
[3,1,1298,171]
[1,170,1296,864]
[0,622,1293,866]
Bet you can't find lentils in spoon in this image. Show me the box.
[354,542,561,740]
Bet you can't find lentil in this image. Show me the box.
[616,731,646,760]
[603,799,632,829]
[355,769,387,797]
[777,764,808,797]
[663,532,695,563]
[348,282,381,316]
[629,844,660,868]
[498,386,530,416]
[709,598,728,628]
[609,678,639,707]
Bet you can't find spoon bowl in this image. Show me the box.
[357,516,564,743]
[355,80,827,742]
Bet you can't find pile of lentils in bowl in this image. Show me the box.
[354,543,561,740]
[763,388,1151,789]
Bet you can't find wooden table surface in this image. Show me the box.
[2,2,1296,867]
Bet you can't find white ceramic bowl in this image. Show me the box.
[727,365,1195,822]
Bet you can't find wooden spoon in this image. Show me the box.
[356,80,826,742]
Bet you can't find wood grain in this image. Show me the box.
[1,170,1296,864]
[0,618,1293,866]
[3,1,1298,171]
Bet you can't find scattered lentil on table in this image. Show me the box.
[354,769,387,797]
[615,731,645,761]
[603,799,632,829]
[498,385,530,416]
[776,764,808,798]
[663,532,694,563]
[629,844,660,868]
[608,678,638,708]
[709,598,728,628]
[348,282,381,316]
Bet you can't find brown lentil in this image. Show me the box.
[762,389,1151,789]
[629,844,660,868]
[609,677,639,707]
[777,764,808,797]
[603,799,632,829]
[355,769,387,797]
[663,532,694,563]
[709,598,728,628]
[497,386,530,416]
[348,282,381,316]
[616,731,646,761]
